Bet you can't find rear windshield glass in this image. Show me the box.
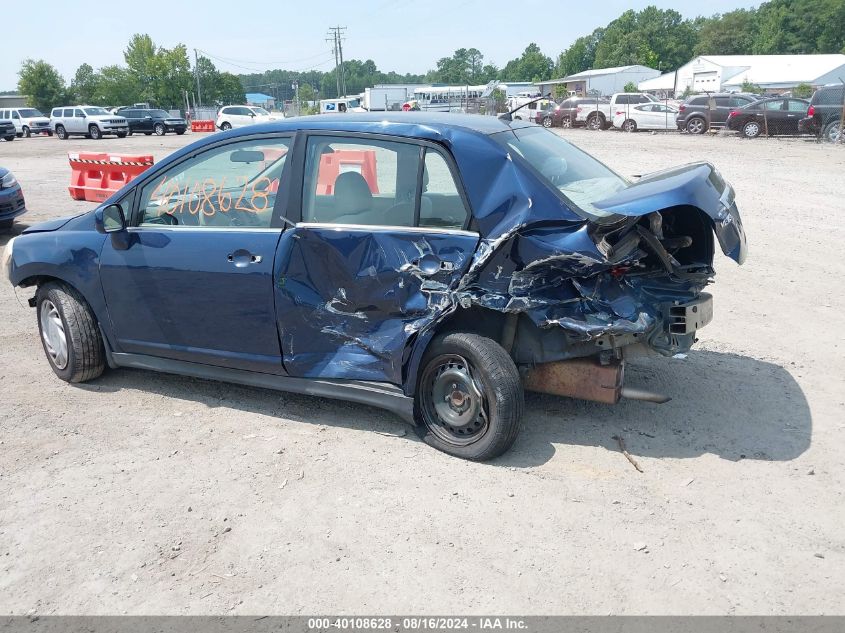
[492,126,628,222]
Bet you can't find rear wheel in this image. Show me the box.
[823,121,842,143]
[622,119,637,133]
[154,123,166,136]
[686,117,707,134]
[415,333,523,461]
[55,125,67,140]
[220,122,232,131]
[742,120,761,138]
[35,282,105,383]
[586,114,604,130]
[542,116,552,128]
[88,124,102,140]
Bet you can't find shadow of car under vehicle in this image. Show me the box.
[501,350,811,467]
[72,348,810,467]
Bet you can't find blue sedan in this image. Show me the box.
[2,113,746,460]
[0,167,27,230]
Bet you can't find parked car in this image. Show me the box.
[676,93,758,134]
[798,84,844,142]
[510,98,552,122]
[216,105,279,130]
[576,93,658,130]
[535,97,605,128]
[613,102,679,132]
[725,97,810,138]
[49,106,129,140]
[0,119,15,141]
[0,107,52,137]
[2,113,746,461]
[0,167,27,230]
[121,109,187,136]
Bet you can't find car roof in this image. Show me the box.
[222,112,536,137]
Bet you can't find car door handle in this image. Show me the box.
[227,249,262,267]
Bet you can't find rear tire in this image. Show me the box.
[561,116,572,128]
[154,123,166,136]
[622,119,637,133]
[415,333,523,461]
[742,120,761,138]
[35,282,105,383]
[542,116,552,128]
[220,122,232,131]
[88,124,102,140]
[686,117,707,134]
[55,125,67,140]
[823,121,842,143]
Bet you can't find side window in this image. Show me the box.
[302,136,420,227]
[63,109,73,117]
[74,109,84,118]
[12,110,20,120]
[714,97,731,108]
[762,100,784,111]
[420,149,469,230]
[787,100,808,112]
[137,137,291,229]
[616,95,630,105]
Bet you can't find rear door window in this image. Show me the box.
[420,149,469,229]
[787,100,809,112]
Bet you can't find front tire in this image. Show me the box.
[116,132,127,138]
[55,125,67,140]
[3,135,14,141]
[542,116,552,128]
[415,333,523,461]
[88,124,102,140]
[36,282,105,383]
[22,126,31,138]
[586,114,604,131]
[561,116,572,129]
[0,219,13,230]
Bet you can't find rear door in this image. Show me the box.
[274,133,479,385]
[785,99,808,134]
[99,134,294,373]
[759,99,788,134]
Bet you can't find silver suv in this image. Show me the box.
[49,106,129,140]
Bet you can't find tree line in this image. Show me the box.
[17,34,245,113]
[15,0,845,112]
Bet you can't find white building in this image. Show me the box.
[674,54,845,94]
[638,73,678,98]
[537,65,660,97]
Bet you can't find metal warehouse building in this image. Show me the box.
[673,54,845,93]
[537,65,660,97]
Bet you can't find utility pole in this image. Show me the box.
[193,49,202,108]
[327,26,347,97]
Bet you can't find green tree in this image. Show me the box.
[124,34,158,102]
[216,73,245,105]
[501,43,553,82]
[754,0,845,54]
[624,81,638,92]
[694,9,757,55]
[740,80,764,93]
[17,59,66,112]
[793,83,814,98]
[151,45,192,107]
[70,63,99,104]
[96,65,139,106]
[556,28,604,77]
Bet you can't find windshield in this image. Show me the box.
[251,107,270,116]
[83,107,110,116]
[19,108,43,117]
[346,98,361,108]
[492,126,629,222]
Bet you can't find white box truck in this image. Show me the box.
[363,87,412,112]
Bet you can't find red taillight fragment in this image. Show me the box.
[679,104,686,111]
[808,105,815,117]
[728,110,740,118]
[610,266,629,279]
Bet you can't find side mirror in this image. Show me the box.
[96,204,126,233]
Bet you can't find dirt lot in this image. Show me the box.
[1,129,843,616]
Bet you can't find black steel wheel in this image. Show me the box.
[415,333,523,461]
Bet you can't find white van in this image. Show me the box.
[319,97,366,115]
[0,107,52,137]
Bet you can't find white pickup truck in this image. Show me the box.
[576,92,658,130]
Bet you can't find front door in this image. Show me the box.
[70,108,86,134]
[100,135,293,373]
[274,133,479,385]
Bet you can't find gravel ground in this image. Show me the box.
[0,128,843,615]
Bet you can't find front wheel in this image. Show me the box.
[542,116,552,128]
[22,126,31,138]
[116,132,127,138]
[561,116,572,129]
[36,282,105,383]
[3,136,13,142]
[415,333,523,461]
[0,219,13,230]
[622,119,637,133]
[586,114,604,130]
[176,130,185,135]
[55,125,67,139]
[88,124,102,140]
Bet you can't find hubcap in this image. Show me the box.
[689,119,704,133]
[746,122,759,136]
[562,117,572,128]
[422,355,488,446]
[543,118,551,128]
[40,300,68,370]
[829,124,841,142]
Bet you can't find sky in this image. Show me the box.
[0,0,757,90]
